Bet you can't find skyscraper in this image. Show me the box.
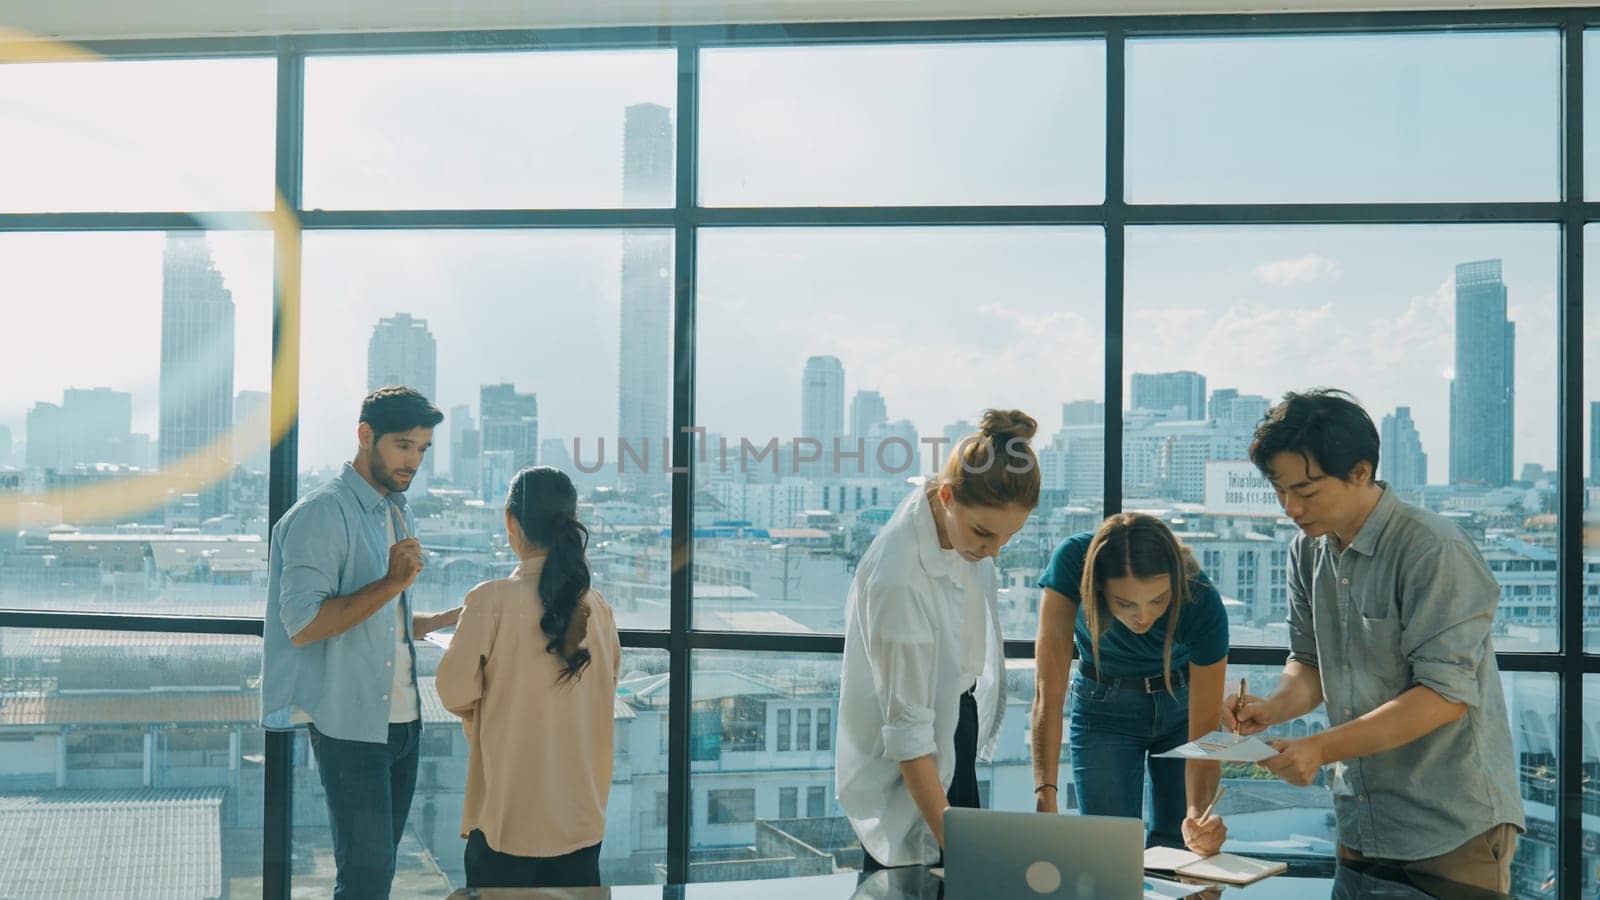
[1062,400,1105,427]
[159,232,235,519]
[617,103,675,485]
[802,356,846,449]
[480,383,538,471]
[367,313,438,399]
[0,424,11,467]
[1207,389,1271,432]
[61,387,133,468]
[849,390,888,441]
[25,402,62,470]
[1380,406,1429,491]
[450,404,479,492]
[1131,371,1207,420]
[1449,259,1514,487]
[368,313,439,490]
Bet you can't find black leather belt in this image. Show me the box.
[1079,663,1187,694]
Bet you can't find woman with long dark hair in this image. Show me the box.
[1030,513,1232,854]
[437,466,620,888]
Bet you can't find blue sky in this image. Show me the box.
[2,32,1597,479]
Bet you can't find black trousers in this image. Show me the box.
[862,688,980,874]
[463,829,602,888]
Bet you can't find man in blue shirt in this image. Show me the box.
[262,386,459,899]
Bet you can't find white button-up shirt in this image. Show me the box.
[835,485,1005,867]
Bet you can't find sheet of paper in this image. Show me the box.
[423,631,452,650]
[1143,846,1203,871]
[1152,730,1276,762]
[1143,875,1207,899]
[1172,854,1287,884]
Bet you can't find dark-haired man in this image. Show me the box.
[262,387,461,899]
[1221,389,1522,893]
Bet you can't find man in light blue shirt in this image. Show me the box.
[262,386,458,900]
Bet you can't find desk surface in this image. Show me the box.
[444,860,1510,900]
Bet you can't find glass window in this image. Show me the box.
[1124,225,1558,651]
[0,231,274,616]
[1586,31,1600,201]
[1584,676,1600,896]
[0,58,276,212]
[304,50,676,210]
[776,708,791,752]
[807,785,827,819]
[699,40,1104,207]
[779,786,798,820]
[691,652,856,880]
[817,708,832,751]
[694,227,1104,639]
[1128,31,1558,203]
[291,647,669,893]
[707,789,756,825]
[0,628,264,896]
[796,708,811,751]
[1584,227,1600,652]
[1505,673,1561,898]
[298,230,674,630]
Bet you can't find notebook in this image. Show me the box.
[1142,846,1287,886]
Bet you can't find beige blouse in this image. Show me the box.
[436,558,621,858]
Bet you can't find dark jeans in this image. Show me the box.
[308,721,422,900]
[465,830,603,888]
[862,689,980,874]
[1068,674,1189,849]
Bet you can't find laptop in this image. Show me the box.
[943,809,1147,900]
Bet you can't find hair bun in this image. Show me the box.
[979,408,1038,443]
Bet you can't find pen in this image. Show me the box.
[1232,676,1246,742]
[1198,784,1227,824]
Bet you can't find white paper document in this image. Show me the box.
[423,631,452,650]
[1144,846,1289,886]
[1152,730,1277,763]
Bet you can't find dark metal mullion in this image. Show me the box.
[263,43,305,900]
[1104,26,1126,515]
[618,629,673,650]
[1558,14,1586,900]
[0,610,262,634]
[49,8,1583,62]
[298,209,678,230]
[665,34,700,887]
[282,26,679,55]
[0,212,272,232]
[689,206,1106,226]
[1125,202,1562,225]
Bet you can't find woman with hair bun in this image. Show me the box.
[437,466,620,888]
[835,409,1043,872]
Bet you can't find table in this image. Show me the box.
[444,859,1511,899]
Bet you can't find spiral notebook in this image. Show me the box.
[1142,846,1287,886]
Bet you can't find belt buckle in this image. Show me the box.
[1143,675,1158,694]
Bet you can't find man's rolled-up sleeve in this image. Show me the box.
[278,503,346,640]
[1400,541,1497,708]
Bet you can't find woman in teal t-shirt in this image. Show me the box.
[1029,513,1232,854]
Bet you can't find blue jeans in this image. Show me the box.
[1068,674,1189,849]
[309,721,422,900]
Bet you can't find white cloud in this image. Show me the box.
[1252,253,1341,288]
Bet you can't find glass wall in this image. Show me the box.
[0,15,1593,899]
